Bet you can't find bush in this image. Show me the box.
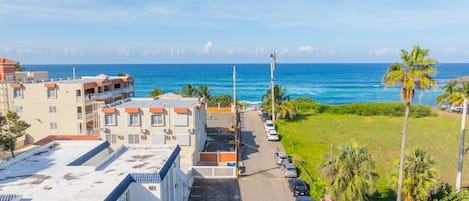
[293,102,435,118]
[207,94,233,107]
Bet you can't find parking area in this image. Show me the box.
[189,179,241,201]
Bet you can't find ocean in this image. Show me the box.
[22,63,469,106]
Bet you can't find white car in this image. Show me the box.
[264,120,275,131]
[266,129,279,141]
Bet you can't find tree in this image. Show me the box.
[208,94,233,107]
[319,142,377,201]
[180,84,196,97]
[382,45,438,201]
[195,84,211,100]
[116,72,127,76]
[0,111,31,158]
[15,62,25,72]
[392,148,438,201]
[261,85,297,120]
[149,88,163,98]
[436,81,469,192]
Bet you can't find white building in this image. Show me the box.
[0,140,191,201]
[99,93,207,165]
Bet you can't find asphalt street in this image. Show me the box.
[238,111,295,201]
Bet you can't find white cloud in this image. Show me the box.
[200,41,213,54]
[1,46,12,54]
[368,48,399,57]
[279,47,289,55]
[16,48,32,57]
[255,47,266,54]
[298,45,319,53]
[170,48,185,56]
[444,47,459,54]
[117,48,129,57]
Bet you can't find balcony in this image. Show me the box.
[85,112,97,119]
[86,91,113,101]
[113,86,135,95]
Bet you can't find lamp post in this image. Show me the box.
[270,52,276,122]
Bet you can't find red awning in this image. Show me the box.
[149,108,164,113]
[174,108,188,113]
[125,108,140,113]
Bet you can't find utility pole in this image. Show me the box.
[233,65,239,177]
[270,52,276,122]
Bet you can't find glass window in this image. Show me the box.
[49,106,56,113]
[128,134,140,144]
[47,88,57,99]
[15,106,23,113]
[105,134,117,144]
[104,114,116,126]
[128,114,140,126]
[50,122,58,129]
[174,113,188,126]
[13,88,23,99]
[151,114,164,126]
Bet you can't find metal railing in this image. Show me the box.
[192,166,236,179]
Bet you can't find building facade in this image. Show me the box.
[4,74,135,144]
[100,93,207,165]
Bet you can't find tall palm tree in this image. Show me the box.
[180,84,195,97]
[320,142,377,201]
[195,84,211,100]
[261,85,296,119]
[436,80,469,192]
[382,45,438,201]
[393,148,438,201]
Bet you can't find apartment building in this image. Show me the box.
[100,93,207,165]
[0,140,190,201]
[4,74,135,144]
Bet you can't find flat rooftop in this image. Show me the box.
[18,74,131,85]
[0,140,178,201]
[108,96,200,109]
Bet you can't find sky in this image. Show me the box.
[1,0,469,64]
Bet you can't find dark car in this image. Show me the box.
[296,196,315,201]
[288,178,309,197]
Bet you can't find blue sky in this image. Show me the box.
[1,0,469,64]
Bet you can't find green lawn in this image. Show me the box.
[277,113,466,200]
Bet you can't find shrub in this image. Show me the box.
[294,102,435,118]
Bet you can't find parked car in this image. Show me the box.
[288,178,309,197]
[281,163,298,178]
[296,196,315,201]
[449,105,463,113]
[274,152,290,165]
[264,120,275,131]
[266,129,280,141]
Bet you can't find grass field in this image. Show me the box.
[277,112,467,200]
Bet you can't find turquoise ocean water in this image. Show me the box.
[23,63,469,106]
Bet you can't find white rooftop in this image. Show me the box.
[108,96,201,109]
[19,74,132,85]
[0,140,178,201]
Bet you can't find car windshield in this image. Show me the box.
[266,123,274,127]
[295,184,307,190]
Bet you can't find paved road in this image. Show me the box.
[238,111,295,201]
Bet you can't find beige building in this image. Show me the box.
[99,93,207,164]
[3,74,135,144]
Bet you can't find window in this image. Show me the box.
[105,134,118,144]
[13,88,23,99]
[104,114,116,126]
[128,134,140,144]
[15,106,23,113]
[47,88,57,99]
[49,106,57,113]
[174,113,188,126]
[50,122,58,129]
[151,114,164,126]
[128,113,140,126]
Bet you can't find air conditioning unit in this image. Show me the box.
[141,135,147,140]
[140,128,148,134]
[188,128,194,134]
[164,128,170,133]
[118,135,124,140]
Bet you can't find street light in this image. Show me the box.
[270,52,276,122]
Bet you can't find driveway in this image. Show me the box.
[238,111,295,201]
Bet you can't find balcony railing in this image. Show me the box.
[85,112,97,119]
[84,86,134,102]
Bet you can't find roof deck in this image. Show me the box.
[0,140,179,201]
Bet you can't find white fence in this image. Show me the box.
[192,166,236,179]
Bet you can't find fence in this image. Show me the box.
[192,166,237,179]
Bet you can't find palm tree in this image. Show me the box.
[195,84,211,100]
[436,80,469,192]
[382,45,438,201]
[261,85,296,119]
[320,142,377,201]
[149,88,163,98]
[392,148,438,201]
[14,62,25,72]
[180,84,195,97]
